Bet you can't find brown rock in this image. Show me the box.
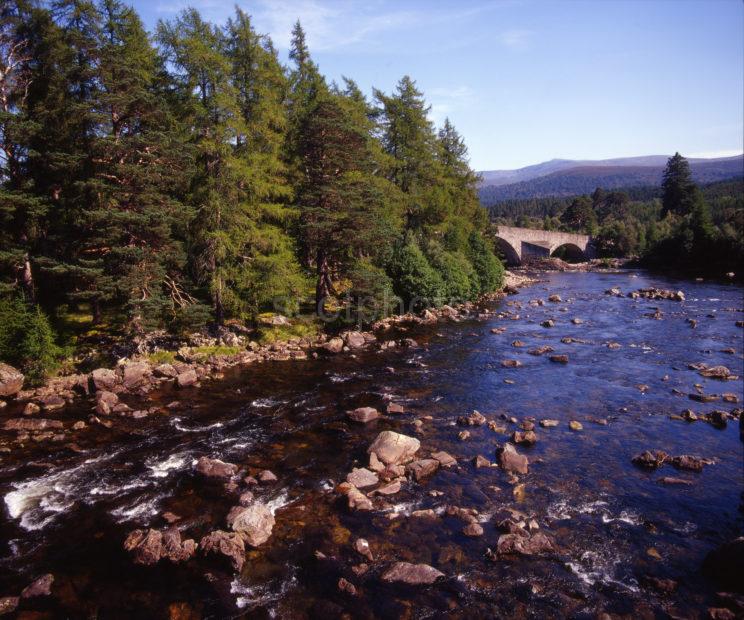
[568,420,583,431]
[23,402,40,415]
[226,502,275,547]
[0,597,19,615]
[498,443,529,474]
[386,402,405,414]
[176,369,198,388]
[431,451,456,467]
[345,486,373,511]
[501,359,522,368]
[473,455,491,468]
[512,430,537,445]
[124,529,164,565]
[632,450,668,469]
[3,418,63,431]
[540,419,559,428]
[463,522,484,537]
[346,467,379,489]
[367,431,420,465]
[90,368,119,392]
[122,361,151,390]
[353,538,374,561]
[550,355,569,364]
[153,363,178,378]
[321,337,344,353]
[529,345,554,356]
[161,528,196,563]
[496,531,554,556]
[337,577,357,596]
[407,458,439,482]
[258,469,278,483]
[20,573,54,599]
[0,363,24,398]
[380,562,444,585]
[347,407,380,423]
[199,530,245,571]
[194,456,237,479]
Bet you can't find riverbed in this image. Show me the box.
[1,270,742,618]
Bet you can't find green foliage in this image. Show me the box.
[147,350,177,365]
[560,196,597,233]
[426,242,478,302]
[466,231,504,293]
[0,298,62,384]
[257,317,320,344]
[662,152,696,216]
[388,237,445,309]
[348,259,399,322]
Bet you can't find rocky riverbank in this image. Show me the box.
[0,274,543,451]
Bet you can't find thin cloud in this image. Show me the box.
[429,85,476,126]
[497,29,534,51]
[687,149,743,159]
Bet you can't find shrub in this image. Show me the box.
[426,242,478,302]
[0,298,62,384]
[387,237,445,310]
[348,259,399,323]
[467,231,504,293]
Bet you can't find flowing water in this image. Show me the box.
[1,271,742,618]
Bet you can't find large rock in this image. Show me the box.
[347,407,380,423]
[632,450,668,469]
[0,597,19,615]
[498,443,529,474]
[343,331,367,349]
[3,418,63,432]
[381,562,444,585]
[121,361,151,390]
[0,363,24,397]
[123,528,195,565]
[407,458,440,482]
[321,337,344,354]
[199,530,246,571]
[20,574,54,599]
[95,390,118,415]
[194,456,237,479]
[496,531,554,556]
[346,467,379,489]
[368,431,420,466]
[90,368,119,392]
[176,369,198,388]
[226,502,275,547]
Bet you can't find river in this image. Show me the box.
[1,270,742,618]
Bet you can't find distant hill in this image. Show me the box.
[478,155,743,204]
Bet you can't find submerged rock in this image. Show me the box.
[495,531,554,556]
[381,562,444,585]
[346,467,379,489]
[457,410,486,426]
[407,458,440,482]
[367,431,420,466]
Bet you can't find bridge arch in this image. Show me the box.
[494,236,521,266]
[550,243,586,263]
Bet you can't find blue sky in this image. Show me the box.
[130,0,743,171]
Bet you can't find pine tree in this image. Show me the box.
[0,0,46,300]
[661,152,695,216]
[224,8,305,316]
[90,0,192,331]
[560,196,597,233]
[158,9,246,325]
[297,95,395,312]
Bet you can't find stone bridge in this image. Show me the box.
[490,225,595,265]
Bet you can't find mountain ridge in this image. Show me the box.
[478,154,743,203]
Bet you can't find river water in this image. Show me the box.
[1,271,742,618]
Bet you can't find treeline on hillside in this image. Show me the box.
[0,1,503,381]
[492,155,743,275]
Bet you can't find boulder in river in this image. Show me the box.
[123,529,164,565]
[347,407,380,423]
[386,402,405,414]
[495,531,554,556]
[194,456,238,479]
[199,530,245,571]
[346,467,379,489]
[540,419,559,428]
[368,431,420,466]
[457,410,486,426]
[670,454,712,472]
[121,361,152,390]
[431,451,456,467]
[226,501,275,547]
[176,369,198,388]
[0,363,24,397]
[699,365,733,380]
[381,562,444,585]
[407,458,440,482]
[632,450,668,469]
[0,597,19,615]
[501,359,522,368]
[498,443,529,475]
[512,430,537,445]
[549,354,569,364]
[529,346,554,356]
[20,574,54,599]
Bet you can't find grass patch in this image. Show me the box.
[256,316,321,345]
[148,350,177,365]
[189,345,243,360]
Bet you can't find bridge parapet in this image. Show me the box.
[491,225,595,265]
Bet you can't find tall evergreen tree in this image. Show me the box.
[224,8,304,315]
[661,152,695,216]
[91,0,192,331]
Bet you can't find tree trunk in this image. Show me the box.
[315,249,333,314]
[19,255,35,303]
